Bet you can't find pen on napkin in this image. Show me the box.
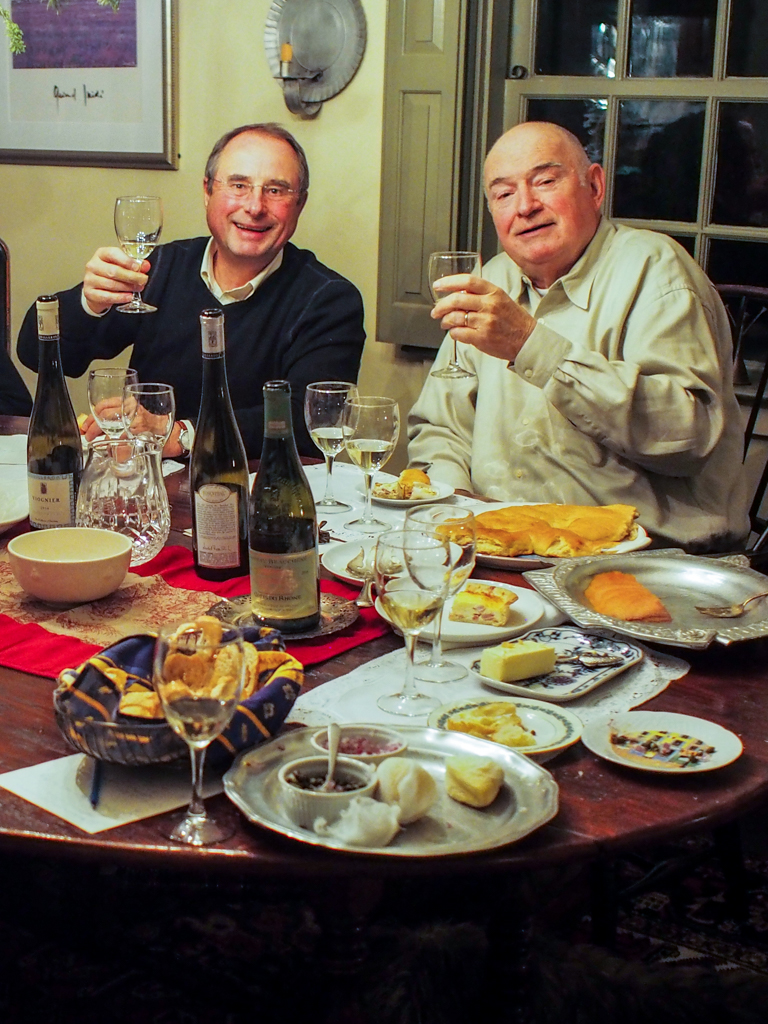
[89,758,103,810]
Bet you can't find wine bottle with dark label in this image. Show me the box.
[27,295,83,530]
[249,380,320,632]
[190,308,249,580]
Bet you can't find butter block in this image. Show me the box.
[445,755,504,808]
[479,639,557,682]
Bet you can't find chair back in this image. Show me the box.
[0,237,8,354]
[716,284,768,546]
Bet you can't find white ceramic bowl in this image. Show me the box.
[277,755,377,829]
[8,527,132,604]
[310,725,407,765]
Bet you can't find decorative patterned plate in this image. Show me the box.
[428,696,583,762]
[374,580,544,646]
[207,593,358,639]
[476,525,651,571]
[224,725,558,856]
[525,548,768,648]
[580,711,743,773]
[470,627,643,702]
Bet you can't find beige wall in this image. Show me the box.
[3,0,427,471]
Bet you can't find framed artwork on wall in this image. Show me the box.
[0,0,177,169]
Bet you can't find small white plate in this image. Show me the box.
[321,541,375,587]
[0,491,28,535]
[476,524,651,571]
[470,627,643,702]
[375,580,545,646]
[369,473,455,507]
[428,696,583,762]
[580,711,743,773]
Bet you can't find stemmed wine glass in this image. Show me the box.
[304,381,358,513]
[87,367,138,438]
[122,382,176,454]
[342,394,400,534]
[428,251,482,380]
[374,529,451,717]
[405,506,477,682]
[153,624,245,845]
[114,195,163,313]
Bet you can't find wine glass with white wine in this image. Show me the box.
[153,623,245,845]
[374,529,451,717]
[304,381,358,513]
[114,195,163,313]
[342,394,400,534]
[428,251,482,380]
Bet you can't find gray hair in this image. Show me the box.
[204,123,309,194]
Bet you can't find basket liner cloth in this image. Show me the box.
[54,626,303,766]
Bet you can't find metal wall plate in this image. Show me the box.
[265,0,366,113]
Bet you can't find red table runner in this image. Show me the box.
[0,545,390,680]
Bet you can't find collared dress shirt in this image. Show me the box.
[408,218,749,550]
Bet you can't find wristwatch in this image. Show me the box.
[177,421,193,455]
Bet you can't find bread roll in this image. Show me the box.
[376,757,437,823]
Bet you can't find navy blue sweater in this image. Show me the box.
[17,238,365,458]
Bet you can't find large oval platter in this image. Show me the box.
[224,726,558,856]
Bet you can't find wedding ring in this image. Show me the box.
[464,310,469,327]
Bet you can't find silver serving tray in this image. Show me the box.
[207,593,358,639]
[525,548,768,649]
[223,726,558,856]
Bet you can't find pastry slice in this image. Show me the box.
[584,570,672,623]
[449,582,517,625]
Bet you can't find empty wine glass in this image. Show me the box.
[374,529,451,717]
[122,382,176,454]
[428,251,482,380]
[114,195,163,313]
[153,623,245,845]
[87,367,138,439]
[405,506,477,682]
[304,381,358,513]
[342,395,400,534]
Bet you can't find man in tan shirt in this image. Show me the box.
[408,121,749,550]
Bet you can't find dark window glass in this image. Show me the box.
[727,0,768,77]
[614,100,705,221]
[535,0,618,77]
[628,0,716,78]
[525,99,607,163]
[712,104,768,228]
[708,239,768,287]
[668,234,696,256]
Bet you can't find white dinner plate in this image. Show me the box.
[428,696,583,762]
[0,490,28,535]
[470,626,644,703]
[369,473,455,507]
[580,711,743,773]
[375,580,545,646]
[321,540,376,587]
[476,523,651,571]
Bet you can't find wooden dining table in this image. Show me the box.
[1,412,768,895]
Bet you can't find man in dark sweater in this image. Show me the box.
[0,346,32,416]
[16,123,365,458]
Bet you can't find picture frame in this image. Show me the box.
[0,0,177,169]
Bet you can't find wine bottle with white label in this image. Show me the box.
[249,380,320,632]
[26,295,83,530]
[190,308,249,580]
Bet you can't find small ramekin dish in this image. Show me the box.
[8,527,132,604]
[277,755,377,829]
[310,725,408,766]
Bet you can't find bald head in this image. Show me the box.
[484,121,605,288]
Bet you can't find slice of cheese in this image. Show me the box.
[445,755,504,808]
[449,583,517,626]
[480,639,557,682]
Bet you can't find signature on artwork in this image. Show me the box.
[53,84,105,110]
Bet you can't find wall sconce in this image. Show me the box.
[264,0,367,120]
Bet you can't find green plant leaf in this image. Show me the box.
[1,7,25,54]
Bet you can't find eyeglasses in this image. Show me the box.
[210,179,303,204]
